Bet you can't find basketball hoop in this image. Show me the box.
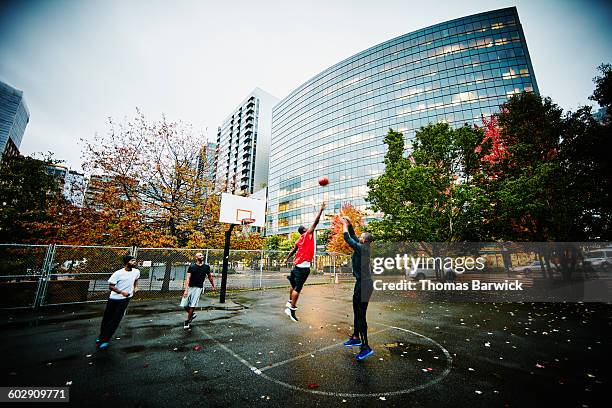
[239,218,256,237]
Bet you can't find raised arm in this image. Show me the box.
[307,202,326,234]
[347,222,358,241]
[340,217,361,252]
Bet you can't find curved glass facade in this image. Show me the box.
[268,7,538,235]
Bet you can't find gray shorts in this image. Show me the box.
[180,287,203,308]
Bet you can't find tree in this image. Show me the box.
[476,92,565,242]
[326,203,364,254]
[476,114,507,167]
[481,90,611,242]
[279,232,300,252]
[316,229,331,250]
[366,125,489,243]
[0,154,61,243]
[590,63,612,114]
[82,110,222,248]
[264,235,282,251]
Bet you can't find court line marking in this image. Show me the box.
[194,310,453,398]
[259,327,391,372]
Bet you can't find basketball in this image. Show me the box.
[318,176,329,186]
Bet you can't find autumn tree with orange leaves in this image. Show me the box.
[79,110,265,249]
[326,203,365,254]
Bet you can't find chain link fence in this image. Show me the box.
[0,244,50,308]
[0,244,349,309]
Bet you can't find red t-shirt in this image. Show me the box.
[293,231,315,265]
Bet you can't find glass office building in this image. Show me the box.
[267,7,538,236]
[0,81,29,157]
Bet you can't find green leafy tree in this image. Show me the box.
[590,63,612,114]
[366,126,489,242]
[480,93,565,241]
[0,154,61,243]
[279,232,300,252]
[484,89,610,242]
[264,235,282,251]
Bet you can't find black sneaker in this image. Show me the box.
[183,320,190,329]
[189,313,197,323]
[284,307,298,322]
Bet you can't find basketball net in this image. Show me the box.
[239,218,255,237]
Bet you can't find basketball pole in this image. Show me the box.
[219,223,235,303]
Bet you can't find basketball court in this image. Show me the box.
[1,283,608,407]
[1,192,608,406]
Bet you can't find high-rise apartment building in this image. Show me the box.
[214,88,279,195]
[46,164,86,207]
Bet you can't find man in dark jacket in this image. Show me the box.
[340,216,374,361]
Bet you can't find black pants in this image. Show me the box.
[352,280,374,347]
[288,266,310,293]
[98,298,130,342]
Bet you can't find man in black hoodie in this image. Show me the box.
[340,216,374,361]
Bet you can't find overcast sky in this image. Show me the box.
[1,0,611,171]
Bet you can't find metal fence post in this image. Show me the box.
[259,250,264,289]
[333,254,338,284]
[32,244,50,309]
[34,244,55,308]
[205,248,209,264]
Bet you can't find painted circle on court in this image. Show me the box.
[209,325,453,398]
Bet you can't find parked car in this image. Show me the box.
[60,258,87,271]
[511,260,545,275]
[408,266,454,281]
[584,249,612,271]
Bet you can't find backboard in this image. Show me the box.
[219,193,266,227]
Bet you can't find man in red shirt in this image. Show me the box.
[283,202,326,322]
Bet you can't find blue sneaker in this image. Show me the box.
[356,347,374,361]
[343,338,362,347]
[98,342,109,350]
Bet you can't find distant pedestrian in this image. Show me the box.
[96,255,140,350]
[502,245,512,277]
[181,252,214,329]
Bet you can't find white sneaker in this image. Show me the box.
[284,307,298,322]
[285,300,292,308]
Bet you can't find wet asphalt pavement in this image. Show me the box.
[1,284,610,407]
